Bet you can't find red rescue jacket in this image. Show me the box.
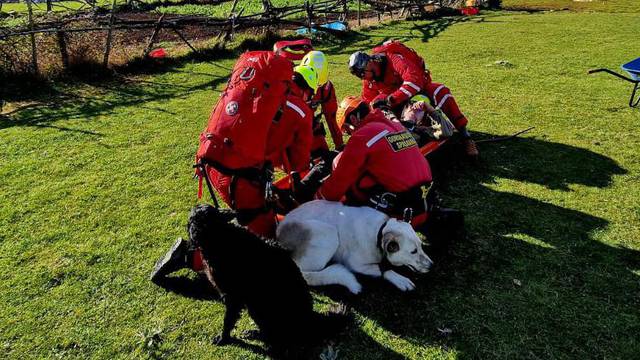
[361,44,431,107]
[310,81,343,150]
[266,89,313,173]
[316,109,432,202]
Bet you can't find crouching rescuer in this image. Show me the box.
[348,40,479,158]
[299,96,464,250]
[315,96,434,226]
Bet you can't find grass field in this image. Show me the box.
[503,0,640,12]
[1,4,640,360]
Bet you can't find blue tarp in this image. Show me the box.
[296,21,348,35]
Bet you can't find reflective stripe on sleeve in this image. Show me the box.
[286,101,306,118]
[403,81,421,92]
[399,87,413,97]
[366,129,390,148]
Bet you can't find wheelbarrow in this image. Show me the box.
[589,57,640,108]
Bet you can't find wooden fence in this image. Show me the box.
[0,0,468,75]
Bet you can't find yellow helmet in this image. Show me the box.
[293,65,319,92]
[301,51,329,85]
[410,94,430,103]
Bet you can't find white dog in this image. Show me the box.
[276,200,433,294]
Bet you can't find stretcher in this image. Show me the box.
[589,57,640,108]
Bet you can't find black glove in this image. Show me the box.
[303,160,330,185]
[400,120,416,131]
[292,161,330,203]
[371,96,392,110]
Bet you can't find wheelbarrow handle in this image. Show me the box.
[588,68,638,83]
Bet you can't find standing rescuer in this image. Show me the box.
[314,96,434,227]
[348,40,479,158]
[300,51,345,159]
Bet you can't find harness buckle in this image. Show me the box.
[370,192,396,211]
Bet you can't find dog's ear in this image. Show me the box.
[383,233,400,254]
[386,240,399,253]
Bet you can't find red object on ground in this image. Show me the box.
[148,48,167,58]
[461,7,479,16]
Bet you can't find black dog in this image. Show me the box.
[187,204,348,358]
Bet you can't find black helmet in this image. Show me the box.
[348,51,370,78]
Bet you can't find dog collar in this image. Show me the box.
[376,218,390,251]
[377,218,394,272]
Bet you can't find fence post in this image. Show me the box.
[103,0,117,68]
[25,0,39,75]
[57,30,69,70]
[343,0,348,22]
[143,13,165,56]
[305,0,313,35]
[358,0,361,26]
[222,0,240,44]
[261,0,272,16]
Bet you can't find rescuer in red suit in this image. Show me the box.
[150,65,318,282]
[348,41,479,158]
[266,67,315,174]
[301,51,344,159]
[314,96,433,227]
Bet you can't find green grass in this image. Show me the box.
[2,7,640,360]
[154,0,370,18]
[1,0,115,14]
[503,0,640,12]
[155,0,302,17]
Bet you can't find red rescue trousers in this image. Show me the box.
[192,166,276,271]
[207,167,276,238]
[424,82,468,130]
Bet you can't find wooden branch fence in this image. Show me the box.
[0,0,466,74]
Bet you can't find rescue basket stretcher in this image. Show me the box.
[589,57,640,108]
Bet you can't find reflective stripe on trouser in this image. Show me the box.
[424,82,468,129]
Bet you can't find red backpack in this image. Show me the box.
[197,51,293,170]
[372,40,426,71]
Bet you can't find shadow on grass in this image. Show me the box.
[0,14,491,133]
[318,134,638,358]
[0,73,229,132]
[154,275,405,358]
[320,15,485,57]
[153,274,219,302]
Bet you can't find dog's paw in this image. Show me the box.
[346,281,363,295]
[383,270,416,292]
[212,334,232,346]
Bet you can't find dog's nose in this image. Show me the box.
[421,256,434,270]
